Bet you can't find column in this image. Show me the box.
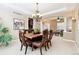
[64,17,68,32]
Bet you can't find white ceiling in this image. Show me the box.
[0,3,78,18]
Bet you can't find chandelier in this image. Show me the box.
[32,3,42,22]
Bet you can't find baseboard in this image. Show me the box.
[63,39,75,43]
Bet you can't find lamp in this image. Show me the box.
[57,17,60,21]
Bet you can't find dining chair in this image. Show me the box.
[42,29,49,49]
[31,30,49,55]
[47,30,53,48]
[19,30,29,54]
[60,30,64,37]
[31,35,47,55]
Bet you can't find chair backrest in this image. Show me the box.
[60,30,64,33]
[60,30,64,36]
[19,30,26,45]
[19,30,23,43]
[49,30,53,40]
[43,29,48,36]
[42,29,49,43]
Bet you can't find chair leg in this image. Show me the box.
[25,45,28,55]
[50,41,52,46]
[40,48,42,55]
[32,45,34,51]
[45,45,47,51]
[20,44,23,51]
[47,42,49,49]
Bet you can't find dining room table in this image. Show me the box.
[24,33,43,48]
[24,33,42,38]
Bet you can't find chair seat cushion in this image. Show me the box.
[32,42,41,47]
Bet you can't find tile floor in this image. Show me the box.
[0,36,78,55]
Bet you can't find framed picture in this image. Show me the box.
[13,18,25,30]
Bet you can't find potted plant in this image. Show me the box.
[33,22,41,34]
[33,27,40,34]
[0,24,12,46]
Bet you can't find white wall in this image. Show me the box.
[75,20,79,53]
[0,5,28,40]
[75,7,79,51]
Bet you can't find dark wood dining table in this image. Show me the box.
[24,33,43,48]
[24,33,43,42]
